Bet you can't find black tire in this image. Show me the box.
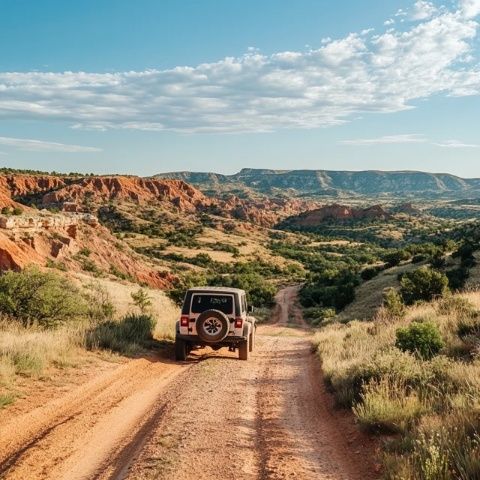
[196,309,229,343]
[239,335,250,361]
[174,337,188,361]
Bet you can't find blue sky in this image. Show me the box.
[1,0,480,177]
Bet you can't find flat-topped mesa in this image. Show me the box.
[42,176,212,212]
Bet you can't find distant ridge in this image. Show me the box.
[156,168,480,198]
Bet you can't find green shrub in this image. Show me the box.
[361,266,382,281]
[384,249,412,268]
[396,321,445,360]
[78,247,91,257]
[12,207,23,216]
[0,268,87,327]
[87,314,156,354]
[303,307,336,326]
[400,267,449,305]
[384,288,405,319]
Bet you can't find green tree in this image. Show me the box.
[131,288,152,314]
[400,267,449,305]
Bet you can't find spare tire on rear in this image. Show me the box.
[196,309,229,343]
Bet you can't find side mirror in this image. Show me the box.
[248,305,255,313]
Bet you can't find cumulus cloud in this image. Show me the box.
[341,134,427,145]
[0,1,479,133]
[0,136,101,152]
[460,0,480,18]
[411,1,438,20]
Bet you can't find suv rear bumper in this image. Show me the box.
[175,333,247,345]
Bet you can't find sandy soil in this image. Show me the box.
[0,286,378,480]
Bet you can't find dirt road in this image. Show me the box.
[0,286,377,480]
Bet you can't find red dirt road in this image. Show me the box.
[0,286,377,480]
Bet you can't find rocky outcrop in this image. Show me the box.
[284,203,390,226]
[0,212,98,230]
[42,177,212,212]
[222,196,319,227]
[0,174,67,210]
[0,175,66,197]
[0,207,173,288]
[393,202,421,215]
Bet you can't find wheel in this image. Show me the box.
[249,330,254,352]
[196,309,229,343]
[239,335,250,361]
[174,337,188,361]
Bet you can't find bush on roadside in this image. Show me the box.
[353,378,425,434]
[86,314,156,354]
[396,321,444,360]
[0,267,87,327]
[303,307,336,326]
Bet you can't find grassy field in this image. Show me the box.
[314,292,480,479]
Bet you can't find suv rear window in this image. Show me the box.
[191,294,233,315]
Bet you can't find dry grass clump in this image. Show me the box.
[313,291,480,479]
[0,321,85,382]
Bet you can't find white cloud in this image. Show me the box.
[0,136,101,153]
[411,1,438,20]
[0,1,479,134]
[341,134,427,145]
[460,0,480,18]
[384,19,395,26]
[341,135,480,148]
[434,139,480,147]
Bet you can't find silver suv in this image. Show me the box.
[175,287,256,361]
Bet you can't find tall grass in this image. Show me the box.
[0,321,85,383]
[313,292,480,479]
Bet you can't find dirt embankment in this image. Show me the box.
[0,287,378,480]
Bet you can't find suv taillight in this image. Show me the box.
[234,317,243,328]
[180,315,189,327]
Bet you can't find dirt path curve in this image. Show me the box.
[0,286,377,480]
